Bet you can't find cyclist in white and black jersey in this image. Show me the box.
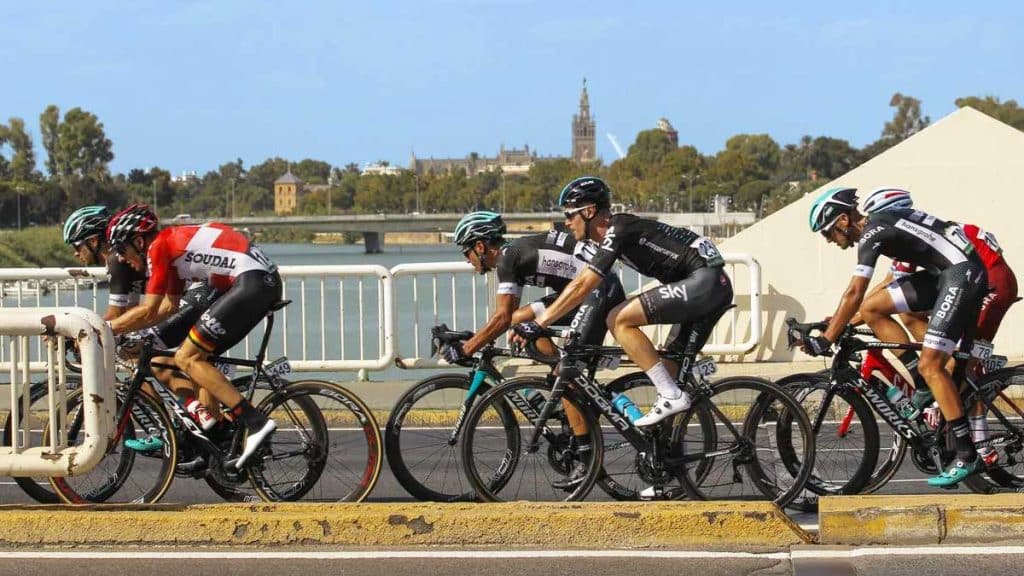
[513,177,734,427]
[444,211,625,490]
[805,187,988,486]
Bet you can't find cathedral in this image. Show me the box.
[410,81,597,176]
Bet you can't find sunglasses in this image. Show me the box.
[71,240,86,250]
[563,205,592,220]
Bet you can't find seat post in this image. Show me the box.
[254,310,276,364]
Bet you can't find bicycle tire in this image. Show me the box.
[960,366,1024,493]
[676,376,816,507]
[251,379,382,502]
[50,389,178,503]
[778,374,879,501]
[460,377,603,502]
[2,376,82,503]
[385,373,487,502]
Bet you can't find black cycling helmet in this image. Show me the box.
[557,176,611,209]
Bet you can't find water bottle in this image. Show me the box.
[612,392,643,423]
[885,386,920,420]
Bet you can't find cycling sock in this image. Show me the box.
[897,350,928,388]
[646,362,682,399]
[231,399,267,432]
[969,415,989,443]
[949,416,976,461]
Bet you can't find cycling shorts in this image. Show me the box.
[886,263,987,354]
[188,270,282,355]
[637,267,734,351]
[146,283,221,349]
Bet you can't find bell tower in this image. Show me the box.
[572,79,596,164]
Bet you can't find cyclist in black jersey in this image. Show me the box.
[447,211,625,489]
[805,187,988,486]
[513,177,734,427]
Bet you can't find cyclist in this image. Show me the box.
[852,187,1019,464]
[105,204,280,468]
[443,211,625,489]
[513,176,734,427]
[806,187,988,486]
[62,206,223,437]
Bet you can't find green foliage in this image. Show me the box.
[0,226,79,267]
[955,96,1024,131]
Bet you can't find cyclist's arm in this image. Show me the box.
[536,268,603,328]
[823,276,870,343]
[462,293,520,355]
[109,293,176,335]
[849,271,894,326]
[102,304,127,322]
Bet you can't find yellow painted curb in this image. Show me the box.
[820,494,1024,545]
[0,502,810,548]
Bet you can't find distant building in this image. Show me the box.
[657,118,678,146]
[171,170,200,184]
[411,80,598,176]
[362,162,404,176]
[274,168,303,215]
[572,79,597,164]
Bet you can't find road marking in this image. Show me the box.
[5,546,1024,560]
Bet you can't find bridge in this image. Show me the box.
[173,211,757,252]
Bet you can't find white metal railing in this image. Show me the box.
[0,307,115,476]
[0,256,760,374]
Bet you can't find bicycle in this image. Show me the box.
[386,324,656,501]
[782,318,1024,497]
[48,299,383,503]
[459,307,816,505]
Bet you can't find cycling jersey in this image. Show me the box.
[106,253,146,308]
[145,223,277,296]
[588,214,725,283]
[855,209,980,279]
[496,230,582,297]
[889,223,1005,278]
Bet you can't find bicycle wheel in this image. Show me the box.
[461,376,602,502]
[2,376,81,503]
[778,373,878,509]
[250,379,382,502]
[50,389,178,503]
[597,373,715,500]
[385,373,499,502]
[676,377,815,507]
[961,367,1024,494]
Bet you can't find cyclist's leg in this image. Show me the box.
[923,262,987,486]
[174,270,281,467]
[866,271,936,386]
[151,282,222,410]
[966,263,1014,463]
[611,267,733,426]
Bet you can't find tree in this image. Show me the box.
[5,118,37,181]
[293,159,332,184]
[881,92,930,142]
[955,96,1024,131]
[39,105,60,178]
[51,107,114,180]
[626,129,676,166]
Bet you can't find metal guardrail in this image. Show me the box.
[0,307,115,476]
[0,256,761,374]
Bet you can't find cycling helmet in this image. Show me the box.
[106,204,159,247]
[453,211,506,246]
[557,176,611,209]
[862,187,913,214]
[62,205,110,244]
[808,187,858,233]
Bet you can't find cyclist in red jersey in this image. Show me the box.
[105,204,280,468]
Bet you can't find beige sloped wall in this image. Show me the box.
[717,107,1024,361]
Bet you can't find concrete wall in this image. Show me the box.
[718,107,1024,361]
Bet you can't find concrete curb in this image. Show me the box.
[820,494,1024,545]
[0,502,810,548]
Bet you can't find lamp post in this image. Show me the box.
[152,180,157,212]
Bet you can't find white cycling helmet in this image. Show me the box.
[862,187,913,214]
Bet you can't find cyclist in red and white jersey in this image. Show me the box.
[106,204,280,468]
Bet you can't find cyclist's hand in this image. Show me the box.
[440,342,470,366]
[513,320,543,342]
[802,335,832,357]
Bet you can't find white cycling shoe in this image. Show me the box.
[235,419,277,469]
[634,392,691,427]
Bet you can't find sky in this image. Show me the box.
[1,1,1021,177]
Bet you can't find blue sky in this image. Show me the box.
[1,1,1020,176]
